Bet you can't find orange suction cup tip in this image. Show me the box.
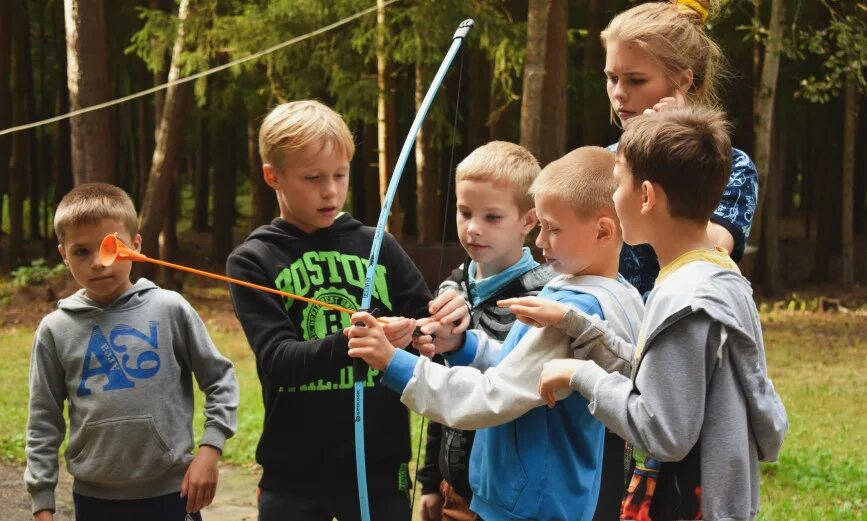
[99,233,148,266]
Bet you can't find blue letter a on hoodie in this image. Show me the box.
[77,325,135,397]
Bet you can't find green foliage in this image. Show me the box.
[125,0,527,147]
[11,259,66,288]
[792,2,867,103]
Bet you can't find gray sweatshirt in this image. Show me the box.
[565,261,788,521]
[25,279,239,514]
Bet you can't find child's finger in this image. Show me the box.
[186,483,199,513]
[351,311,379,328]
[545,390,556,408]
[428,291,454,314]
[204,483,216,509]
[430,298,463,321]
[180,469,190,498]
[508,304,536,318]
[348,347,375,361]
[452,313,471,335]
[348,337,377,349]
[497,298,520,308]
[417,343,435,358]
[437,306,467,326]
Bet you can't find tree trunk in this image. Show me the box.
[841,80,859,286]
[8,0,34,267]
[520,0,550,159]
[211,122,236,265]
[0,0,13,239]
[17,0,40,241]
[362,123,381,224]
[750,0,784,295]
[813,100,843,283]
[539,0,567,166]
[158,174,181,289]
[759,122,783,291]
[135,98,149,202]
[467,49,491,151]
[53,3,73,209]
[38,5,50,242]
[193,111,210,231]
[248,116,275,230]
[137,0,192,278]
[855,106,867,235]
[415,63,442,245]
[582,0,608,147]
[377,0,400,237]
[64,0,114,185]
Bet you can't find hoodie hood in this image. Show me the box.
[246,214,363,245]
[58,278,160,315]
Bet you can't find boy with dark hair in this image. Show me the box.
[535,108,788,520]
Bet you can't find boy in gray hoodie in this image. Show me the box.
[25,183,239,521]
[529,108,788,521]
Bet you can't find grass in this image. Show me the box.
[2,311,865,518]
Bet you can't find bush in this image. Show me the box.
[11,259,67,287]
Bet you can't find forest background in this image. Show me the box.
[0,1,865,520]
[0,0,865,298]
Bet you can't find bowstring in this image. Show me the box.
[409,38,466,513]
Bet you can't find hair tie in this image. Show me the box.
[676,0,709,23]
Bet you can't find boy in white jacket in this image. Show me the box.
[347,146,644,521]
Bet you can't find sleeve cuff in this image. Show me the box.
[556,307,589,338]
[200,425,229,452]
[382,349,420,393]
[444,331,478,367]
[30,488,55,515]
[569,360,609,399]
[710,213,746,262]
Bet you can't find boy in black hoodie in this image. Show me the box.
[226,100,432,520]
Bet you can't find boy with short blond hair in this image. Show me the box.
[347,146,644,521]
[537,108,788,520]
[454,140,538,211]
[417,141,554,521]
[227,100,432,520]
[26,183,239,521]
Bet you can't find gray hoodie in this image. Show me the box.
[25,279,239,514]
[565,261,788,520]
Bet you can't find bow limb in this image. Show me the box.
[352,19,474,521]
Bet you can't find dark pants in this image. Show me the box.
[593,430,628,521]
[258,486,410,521]
[73,492,202,521]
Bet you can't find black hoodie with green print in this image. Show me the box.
[226,214,431,492]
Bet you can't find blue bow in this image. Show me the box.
[352,19,474,521]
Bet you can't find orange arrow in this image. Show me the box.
[99,233,385,321]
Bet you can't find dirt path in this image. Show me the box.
[0,460,259,521]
